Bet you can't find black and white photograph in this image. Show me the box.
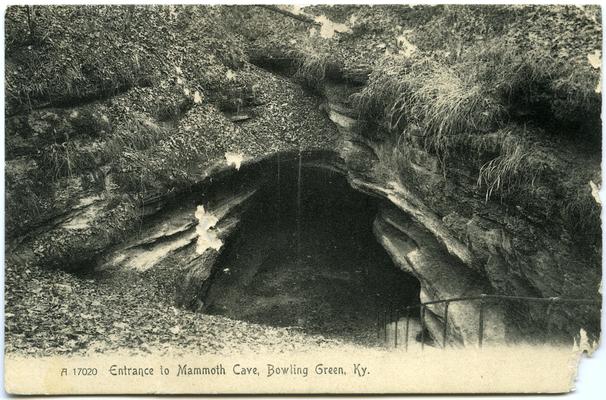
[2,2,604,395]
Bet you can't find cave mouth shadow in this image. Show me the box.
[202,155,421,345]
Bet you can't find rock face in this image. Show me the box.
[323,81,601,344]
[374,206,505,346]
[6,72,599,348]
[322,83,505,345]
[96,172,260,312]
[9,74,596,347]
[5,58,599,348]
[5,6,601,356]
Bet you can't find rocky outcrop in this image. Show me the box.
[5,45,599,348]
[95,178,259,313]
[374,206,505,346]
[323,80,600,343]
[323,82,501,344]
[6,69,598,348]
[5,6,600,356]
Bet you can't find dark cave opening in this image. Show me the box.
[202,155,421,344]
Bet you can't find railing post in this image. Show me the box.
[371,295,597,352]
[478,294,485,348]
[405,308,410,352]
[384,306,388,344]
[394,308,399,348]
[546,297,558,340]
[377,309,381,340]
[420,305,426,351]
[389,304,393,346]
[442,301,450,349]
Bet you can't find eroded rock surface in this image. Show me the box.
[5,7,600,353]
[323,81,600,344]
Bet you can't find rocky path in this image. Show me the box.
[4,256,375,356]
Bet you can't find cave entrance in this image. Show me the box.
[203,154,421,345]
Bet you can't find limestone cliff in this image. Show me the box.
[5,5,601,350]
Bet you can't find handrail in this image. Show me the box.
[377,294,600,350]
[402,294,600,308]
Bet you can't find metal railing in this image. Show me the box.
[376,294,600,350]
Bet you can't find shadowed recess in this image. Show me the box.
[202,157,421,344]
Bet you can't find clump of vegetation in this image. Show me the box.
[4,5,250,115]
[69,108,112,138]
[358,43,599,140]
[110,116,166,151]
[5,172,51,235]
[561,183,602,242]
[474,127,537,201]
[39,142,89,181]
[153,95,194,122]
[355,38,600,183]
[293,50,328,93]
[5,6,157,113]
[103,114,168,189]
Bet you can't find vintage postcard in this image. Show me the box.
[3,3,603,395]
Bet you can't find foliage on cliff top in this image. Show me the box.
[5,5,251,113]
[244,4,602,244]
[343,6,601,239]
[4,4,601,248]
[5,5,337,238]
[355,40,601,145]
[237,5,601,146]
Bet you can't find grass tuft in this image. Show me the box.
[104,115,167,156]
[355,39,600,194]
[561,182,602,242]
[474,127,536,201]
[293,50,328,93]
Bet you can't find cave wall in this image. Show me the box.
[323,81,601,343]
[5,43,600,347]
[6,73,599,346]
[7,77,599,346]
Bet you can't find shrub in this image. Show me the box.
[38,141,101,181]
[474,127,537,200]
[153,96,194,122]
[561,180,602,244]
[293,51,328,93]
[104,114,167,156]
[355,38,600,170]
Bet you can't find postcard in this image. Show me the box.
[3,3,602,394]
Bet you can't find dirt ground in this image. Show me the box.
[204,164,421,345]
